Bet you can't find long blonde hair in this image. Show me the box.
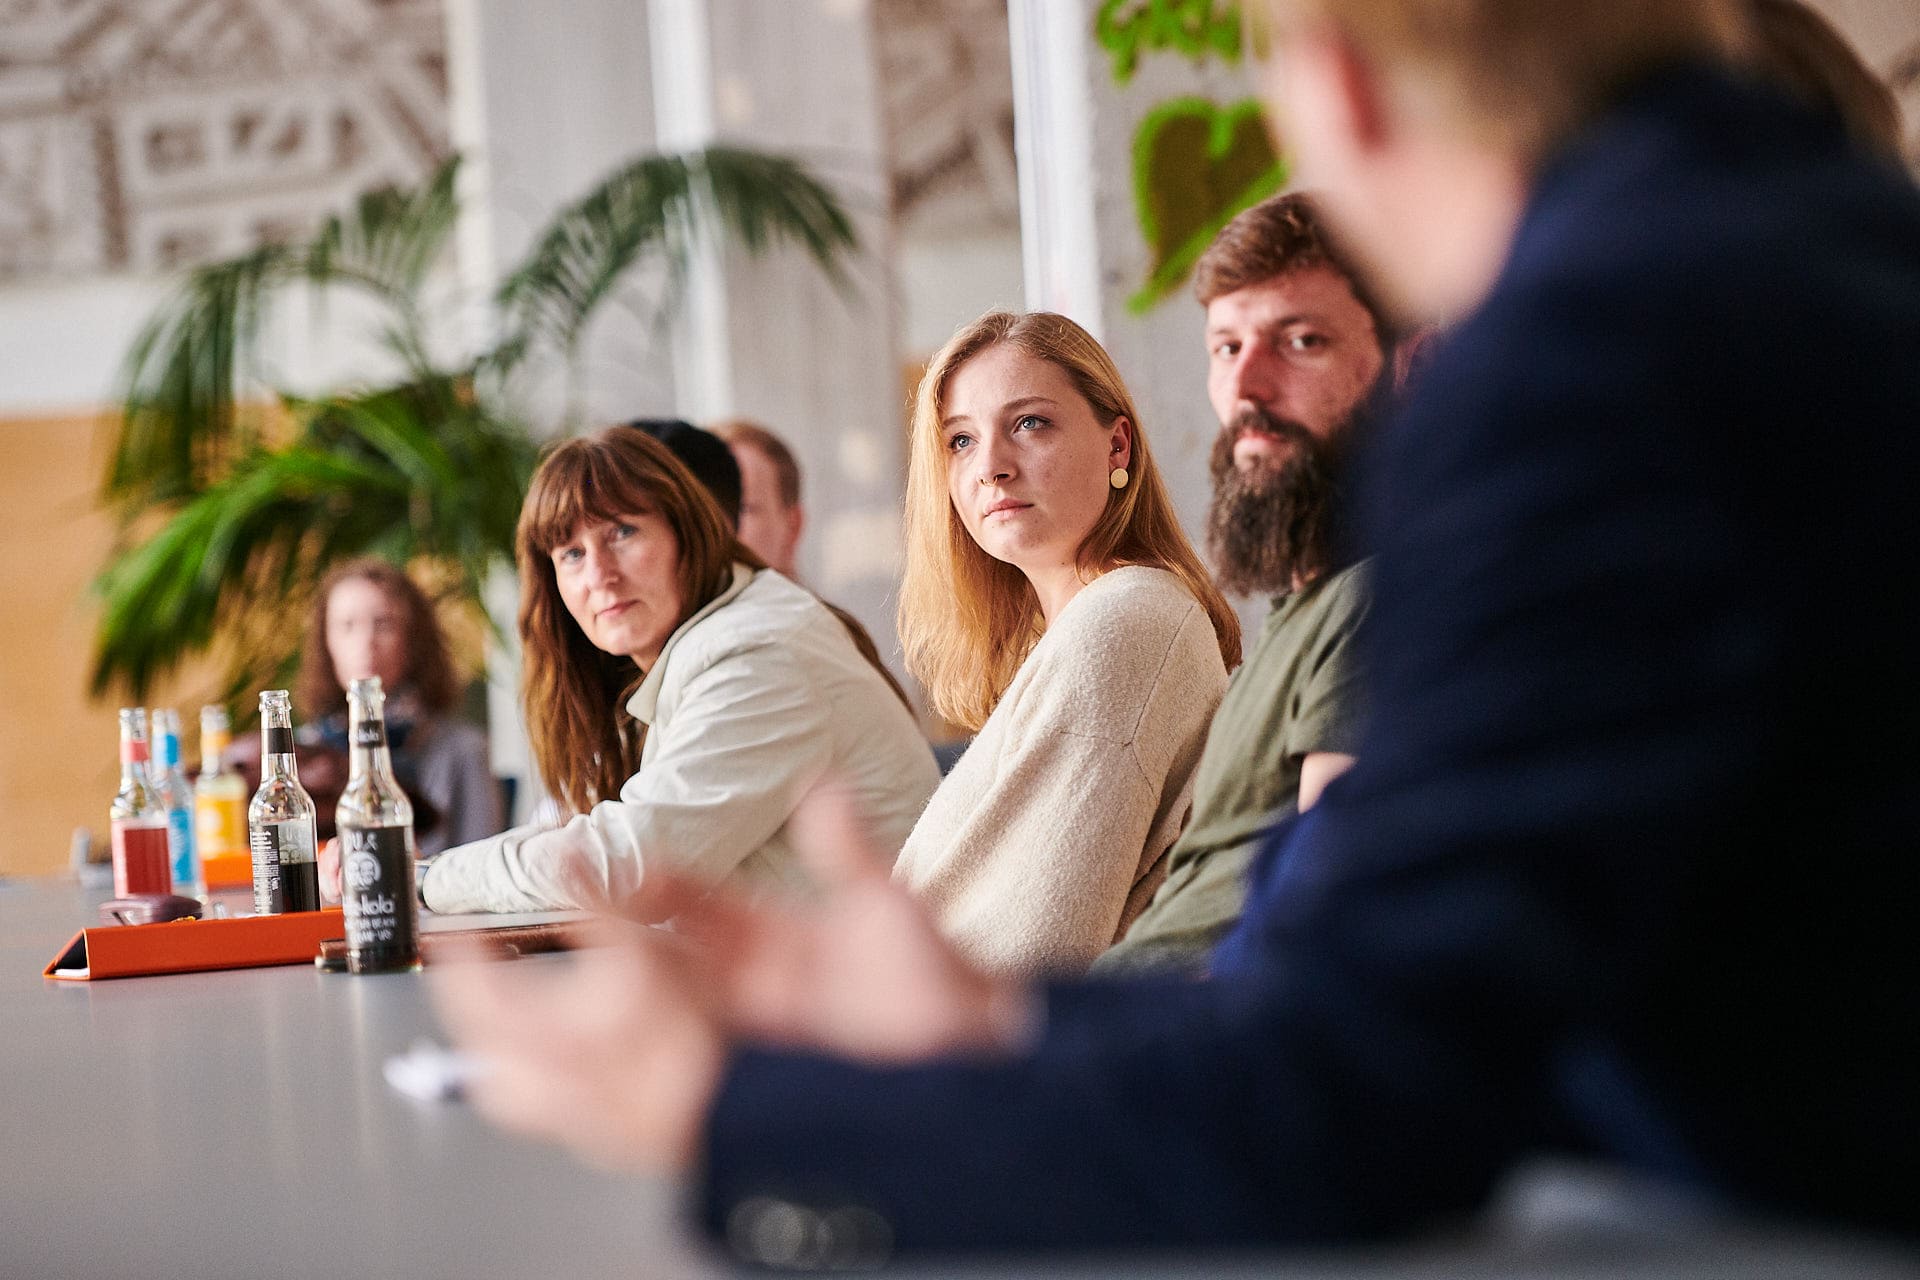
[898,311,1240,731]
[516,427,761,813]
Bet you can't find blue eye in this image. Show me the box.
[946,432,974,452]
[553,545,583,565]
[1014,414,1048,431]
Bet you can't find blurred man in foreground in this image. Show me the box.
[434,0,1920,1259]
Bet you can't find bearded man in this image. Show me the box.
[1096,191,1394,974]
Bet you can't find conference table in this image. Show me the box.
[3,875,1915,1279]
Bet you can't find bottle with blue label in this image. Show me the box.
[149,707,203,900]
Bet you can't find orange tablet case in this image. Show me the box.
[44,909,346,981]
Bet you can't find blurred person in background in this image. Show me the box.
[240,558,501,854]
[631,418,909,710]
[712,419,805,579]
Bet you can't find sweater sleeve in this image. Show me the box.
[931,726,1162,975]
[423,643,833,914]
[909,598,1225,977]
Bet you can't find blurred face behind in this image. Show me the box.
[326,577,409,693]
[942,344,1131,598]
[549,511,687,670]
[730,441,803,577]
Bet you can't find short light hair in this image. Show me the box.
[1256,0,1749,162]
[899,311,1241,732]
[711,418,802,509]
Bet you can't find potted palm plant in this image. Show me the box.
[92,147,858,706]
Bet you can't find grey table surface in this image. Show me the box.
[3,875,1916,1280]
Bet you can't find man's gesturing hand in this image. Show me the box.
[427,786,1034,1174]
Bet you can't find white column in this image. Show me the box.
[447,0,679,433]
[1008,0,1105,329]
[447,0,677,817]
[650,0,909,676]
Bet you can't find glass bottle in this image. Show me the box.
[150,708,203,900]
[334,677,421,973]
[193,705,248,886]
[248,691,320,914]
[110,708,173,897]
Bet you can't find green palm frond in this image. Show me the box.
[96,144,855,704]
[497,146,859,360]
[304,157,462,301]
[111,245,297,506]
[107,158,465,511]
[93,370,538,701]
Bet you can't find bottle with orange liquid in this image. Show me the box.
[193,705,249,888]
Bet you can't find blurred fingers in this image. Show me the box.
[789,782,894,886]
[317,838,343,903]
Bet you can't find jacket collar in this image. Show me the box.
[625,563,756,725]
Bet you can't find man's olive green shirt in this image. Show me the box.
[1094,561,1370,975]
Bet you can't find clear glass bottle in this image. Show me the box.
[248,691,320,915]
[193,705,249,885]
[110,708,172,897]
[150,708,203,900]
[334,677,421,973]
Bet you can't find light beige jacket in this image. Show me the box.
[424,566,939,914]
[894,566,1228,976]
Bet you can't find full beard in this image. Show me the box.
[1206,407,1345,598]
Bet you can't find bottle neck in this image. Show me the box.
[347,718,398,784]
[156,734,181,770]
[201,734,229,775]
[118,738,149,789]
[261,720,299,781]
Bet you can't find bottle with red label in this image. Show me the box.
[110,708,173,897]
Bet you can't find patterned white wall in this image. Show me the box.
[0,0,450,281]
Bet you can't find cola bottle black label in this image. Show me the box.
[338,824,419,973]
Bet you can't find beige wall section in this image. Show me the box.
[0,413,214,879]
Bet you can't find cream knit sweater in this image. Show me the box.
[894,566,1228,976]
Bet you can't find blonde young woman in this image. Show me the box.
[895,311,1240,975]
[412,427,940,914]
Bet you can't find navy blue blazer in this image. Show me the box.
[698,66,1920,1252]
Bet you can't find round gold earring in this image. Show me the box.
[1109,467,1129,490]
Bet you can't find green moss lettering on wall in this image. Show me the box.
[1127,96,1286,313]
[1095,0,1243,84]
[1094,2,1287,311]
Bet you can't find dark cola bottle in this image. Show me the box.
[334,676,421,974]
[248,691,320,914]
